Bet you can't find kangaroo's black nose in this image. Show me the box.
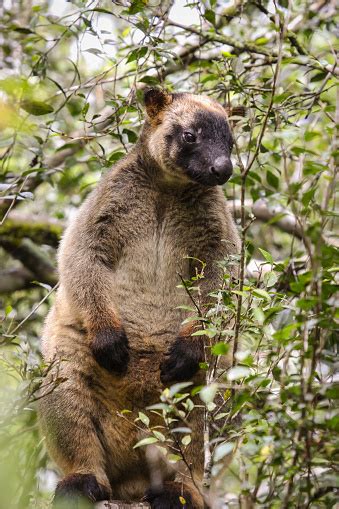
[209,156,233,184]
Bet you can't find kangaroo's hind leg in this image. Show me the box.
[144,406,205,509]
[39,339,113,508]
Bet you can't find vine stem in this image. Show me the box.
[232,4,286,367]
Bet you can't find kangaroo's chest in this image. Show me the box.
[112,195,198,339]
[114,200,191,291]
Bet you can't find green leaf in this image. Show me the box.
[123,128,138,143]
[126,49,139,63]
[138,46,148,59]
[168,382,193,397]
[108,151,125,163]
[258,248,274,264]
[221,51,236,58]
[310,71,328,82]
[296,297,318,310]
[199,362,208,370]
[182,435,191,446]
[227,366,251,381]
[211,342,229,356]
[264,271,278,288]
[200,383,218,404]
[137,412,149,426]
[146,403,169,411]
[82,102,89,116]
[139,76,159,85]
[171,427,192,433]
[273,323,299,342]
[153,431,166,442]
[84,48,103,56]
[133,437,158,449]
[253,307,265,325]
[5,305,13,316]
[204,9,215,25]
[191,329,207,336]
[136,20,150,33]
[272,366,281,381]
[12,26,34,34]
[266,170,279,189]
[303,161,326,176]
[21,100,54,116]
[252,289,271,301]
[91,8,113,14]
[127,46,148,63]
[326,416,339,432]
[304,131,320,141]
[201,74,218,84]
[168,454,182,463]
[176,305,195,312]
[325,385,339,399]
[255,37,269,45]
[301,187,316,206]
[214,442,234,462]
[127,0,145,14]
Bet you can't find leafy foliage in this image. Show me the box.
[0,0,338,508]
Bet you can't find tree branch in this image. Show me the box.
[3,197,336,257]
[231,198,302,237]
[168,20,278,58]
[0,267,35,293]
[0,237,57,286]
[0,214,62,248]
[95,502,150,509]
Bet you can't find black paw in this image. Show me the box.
[160,337,201,384]
[144,484,195,509]
[91,327,129,374]
[54,473,110,508]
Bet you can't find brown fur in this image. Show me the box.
[39,91,240,507]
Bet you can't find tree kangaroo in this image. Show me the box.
[39,90,240,509]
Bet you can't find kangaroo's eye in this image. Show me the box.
[183,131,196,143]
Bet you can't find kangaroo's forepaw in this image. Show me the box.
[53,473,110,508]
[160,337,201,384]
[91,326,129,374]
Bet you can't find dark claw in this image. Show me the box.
[160,337,201,384]
[54,473,110,508]
[91,327,129,374]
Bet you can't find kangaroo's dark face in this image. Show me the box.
[144,90,234,187]
[165,108,234,186]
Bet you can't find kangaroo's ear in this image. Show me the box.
[225,105,247,125]
[144,89,173,122]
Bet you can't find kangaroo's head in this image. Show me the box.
[142,89,235,187]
